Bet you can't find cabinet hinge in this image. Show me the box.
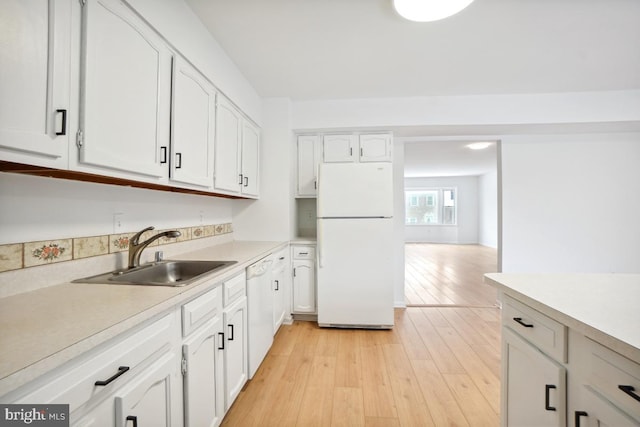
[76,130,84,148]
[181,356,187,376]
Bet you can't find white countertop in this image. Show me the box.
[0,240,286,397]
[484,273,640,363]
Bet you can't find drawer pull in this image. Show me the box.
[94,366,130,386]
[513,317,534,328]
[298,252,308,255]
[574,411,588,427]
[619,385,640,402]
[126,415,138,427]
[228,324,234,341]
[545,384,557,411]
[275,279,279,291]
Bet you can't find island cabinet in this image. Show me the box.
[487,274,640,427]
[0,0,72,169]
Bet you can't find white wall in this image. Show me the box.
[232,98,293,241]
[404,176,479,244]
[0,173,233,245]
[478,170,498,248]
[501,132,640,273]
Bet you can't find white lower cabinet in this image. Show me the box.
[291,245,316,314]
[502,327,566,427]
[500,293,640,427]
[271,248,288,333]
[223,295,248,410]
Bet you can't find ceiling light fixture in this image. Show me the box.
[467,142,493,150]
[393,0,475,22]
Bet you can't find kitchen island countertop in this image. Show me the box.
[0,240,286,397]
[484,273,640,363]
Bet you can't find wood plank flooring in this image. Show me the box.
[222,243,502,426]
[405,243,498,307]
[222,307,501,426]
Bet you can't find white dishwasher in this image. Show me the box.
[246,255,274,378]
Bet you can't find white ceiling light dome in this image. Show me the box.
[393,0,475,22]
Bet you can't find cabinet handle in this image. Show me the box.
[314,180,317,189]
[299,252,308,255]
[126,415,138,427]
[175,153,182,169]
[279,256,285,260]
[293,268,296,277]
[513,317,534,328]
[94,366,130,386]
[275,280,279,291]
[160,146,167,164]
[575,411,588,427]
[244,176,248,187]
[545,384,557,411]
[238,174,243,185]
[350,147,353,156]
[619,385,640,402]
[218,332,225,350]
[55,109,67,136]
[228,324,234,341]
[360,147,363,157]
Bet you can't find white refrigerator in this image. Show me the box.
[316,162,394,328]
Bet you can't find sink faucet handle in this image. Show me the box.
[131,226,154,245]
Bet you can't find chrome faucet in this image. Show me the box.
[128,226,181,268]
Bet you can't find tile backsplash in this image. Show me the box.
[0,223,232,273]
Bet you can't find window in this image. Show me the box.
[405,188,456,225]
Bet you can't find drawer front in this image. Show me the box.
[272,247,288,270]
[292,246,315,260]
[224,272,247,307]
[14,311,176,413]
[182,285,222,337]
[502,295,567,362]
[587,338,640,421]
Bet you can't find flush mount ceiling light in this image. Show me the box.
[467,142,493,150]
[393,0,475,22]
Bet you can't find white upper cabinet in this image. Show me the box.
[296,135,321,197]
[359,134,392,162]
[240,120,259,197]
[170,55,216,189]
[214,96,260,198]
[0,0,72,168]
[214,96,242,193]
[78,0,171,182]
[323,135,357,163]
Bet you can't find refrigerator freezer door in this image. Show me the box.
[317,217,394,328]
[317,163,393,218]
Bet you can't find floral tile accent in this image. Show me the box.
[191,226,205,239]
[0,222,232,273]
[24,239,73,267]
[0,244,23,273]
[109,233,133,253]
[73,236,109,260]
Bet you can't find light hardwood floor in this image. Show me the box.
[405,243,499,307]
[222,243,501,426]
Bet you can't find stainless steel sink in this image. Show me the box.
[73,260,237,287]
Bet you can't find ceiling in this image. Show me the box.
[185,0,640,101]
[184,0,639,177]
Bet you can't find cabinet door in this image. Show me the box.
[170,56,215,189]
[183,318,224,427]
[240,121,259,197]
[297,135,321,197]
[214,96,241,194]
[292,260,316,313]
[574,386,639,427]
[79,0,171,181]
[502,327,566,427]
[272,263,287,333]
[114,352,178,427]
[359,134,392,162]
[0,0,71,168]
[223,297,248,410]
[323,135,356,163]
